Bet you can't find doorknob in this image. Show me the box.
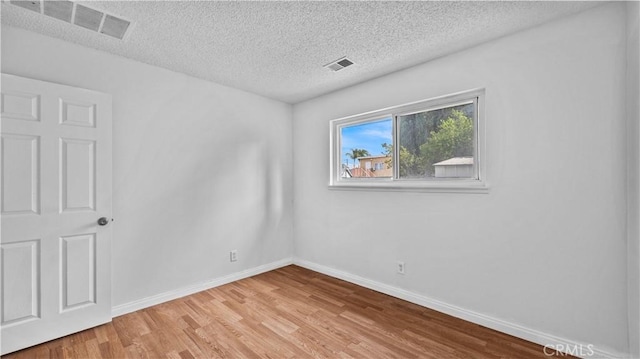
[98,217,110,226]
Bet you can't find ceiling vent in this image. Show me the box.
[324,57,354,72]
[74,4,103,32]
[8,0,132,40]
[10,0,39,13]
[43,1,73,23]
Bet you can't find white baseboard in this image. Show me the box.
[293,258,628,359]
[111,257,293,317]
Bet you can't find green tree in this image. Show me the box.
[345,148,371,168]
[381,142,392,167]
[382,142,415,178]
[419,110,473,176]
[398,107,460,156]
[382,106,474,178]
[397,106,467,177]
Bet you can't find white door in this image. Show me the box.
[0,74,112,355]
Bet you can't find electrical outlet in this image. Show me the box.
[230,250,238,262]
[397,261,405,274]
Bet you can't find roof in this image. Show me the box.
[433,157,474,166]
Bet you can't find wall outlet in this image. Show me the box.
[230,250,238,262]
[397,261,405,274]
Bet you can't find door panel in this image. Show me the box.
[60,138,96,212]
[60,233,96,311]
[1,134,40,215]
[0,74,112,355]
[60,99,95,128]
[1,91,40,122]
[1,240,40,325]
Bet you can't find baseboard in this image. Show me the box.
[293,258,628,359]
[111,257,293,317]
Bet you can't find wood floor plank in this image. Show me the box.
[2,265,576,358]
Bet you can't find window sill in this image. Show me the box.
[328,180,490,194]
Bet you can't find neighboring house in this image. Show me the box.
[347,167,375,177]
[433,156,473,178]
[341,165,375,178]
[352,155,392,178]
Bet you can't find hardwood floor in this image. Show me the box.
[3,265,572,358]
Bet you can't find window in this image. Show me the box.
[330,89,486,192]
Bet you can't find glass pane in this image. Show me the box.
[397,103,475,179]
[340,118,393,178]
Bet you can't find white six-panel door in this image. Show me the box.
[0,74,112,355]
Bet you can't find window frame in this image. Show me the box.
[329,89,487,193]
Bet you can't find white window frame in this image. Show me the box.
[329,89,487,193]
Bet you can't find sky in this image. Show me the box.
[340,117,392,167]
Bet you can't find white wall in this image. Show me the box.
[293,3,629,355]
[627,1,640,357]
[1,25,294,309]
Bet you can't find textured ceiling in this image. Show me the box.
[1,1,602,104]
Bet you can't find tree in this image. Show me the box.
[396,106,467,177]
[419,110,473,176]
[381,142,415,178]
[380,107,474,178]
[398,107,458,156]
[345,148,370,168]
[382,108,473,177]
[381,142,392,166]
